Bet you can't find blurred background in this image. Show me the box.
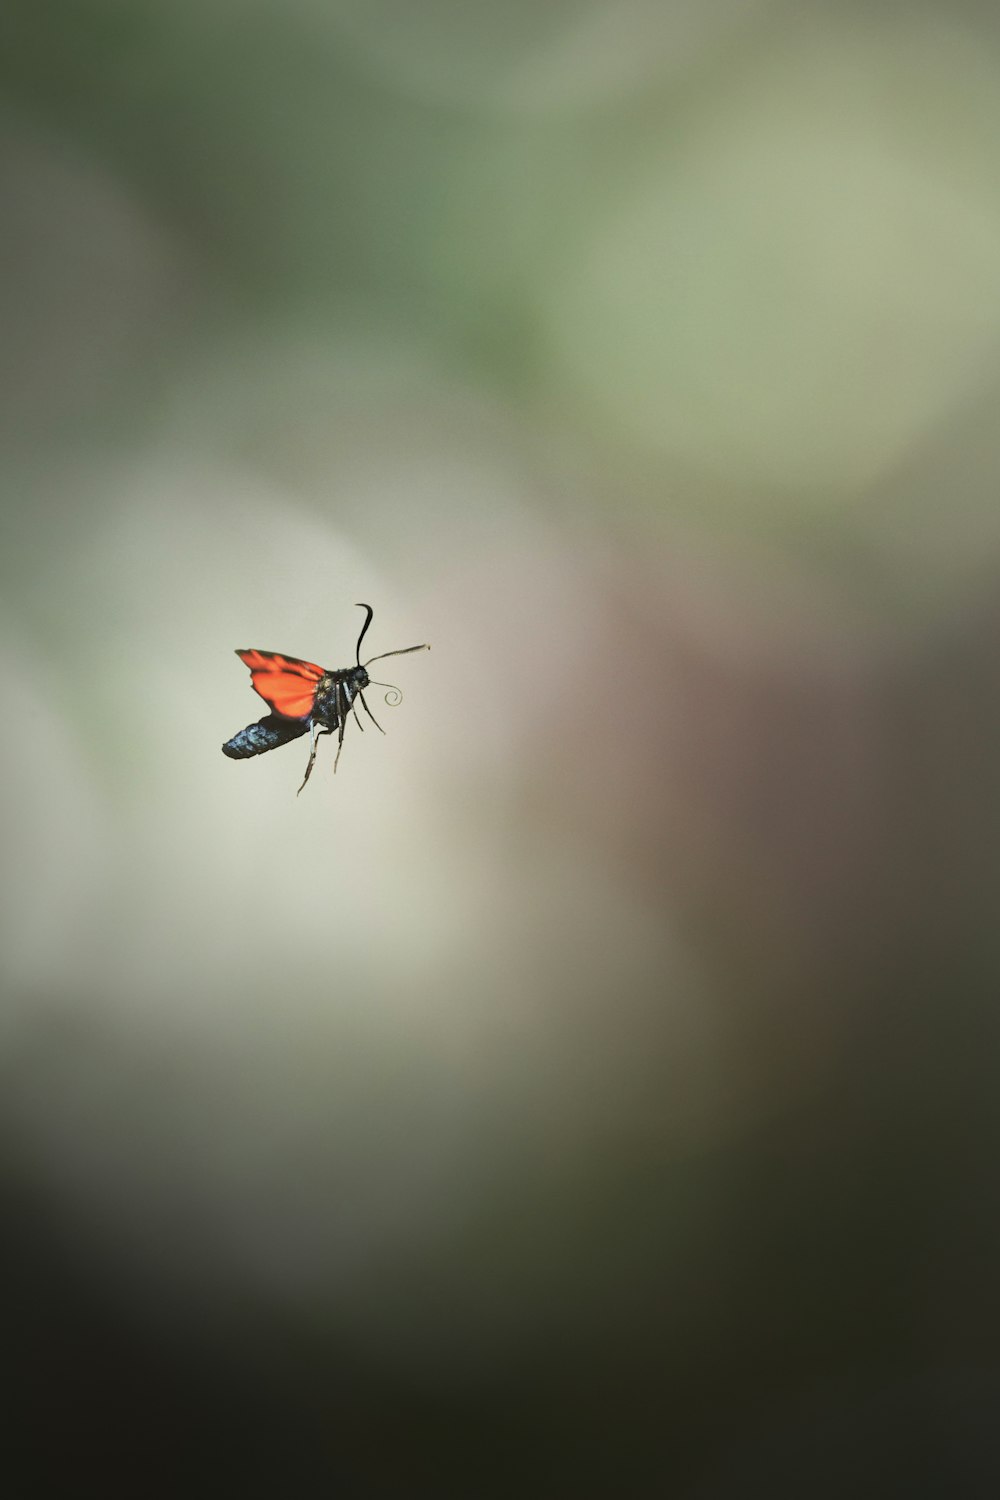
[3,1,1000,1493]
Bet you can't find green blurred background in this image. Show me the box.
[4,1,1000,1493]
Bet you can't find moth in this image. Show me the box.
[222,603,429,793]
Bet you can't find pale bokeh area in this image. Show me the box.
[4,3,1000,1493]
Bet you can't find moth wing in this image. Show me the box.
[236,649,325,720]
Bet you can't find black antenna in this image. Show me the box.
[354,602,375,666]
[356,600,429,669]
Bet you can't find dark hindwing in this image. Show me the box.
[222,714,310,760]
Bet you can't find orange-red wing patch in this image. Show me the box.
[236,649,324,720]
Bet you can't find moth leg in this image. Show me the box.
[332,686,349,774]
[358,689,385,735]
[296,721,326,796]
[351,699,365,733]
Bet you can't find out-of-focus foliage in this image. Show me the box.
[3,2,1000,1493]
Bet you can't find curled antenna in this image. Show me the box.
[367,678,404,708]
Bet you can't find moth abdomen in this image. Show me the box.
[222,714,309,760]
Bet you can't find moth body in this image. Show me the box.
[221,607,426,794]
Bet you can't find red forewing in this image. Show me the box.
[236,649,324,720]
